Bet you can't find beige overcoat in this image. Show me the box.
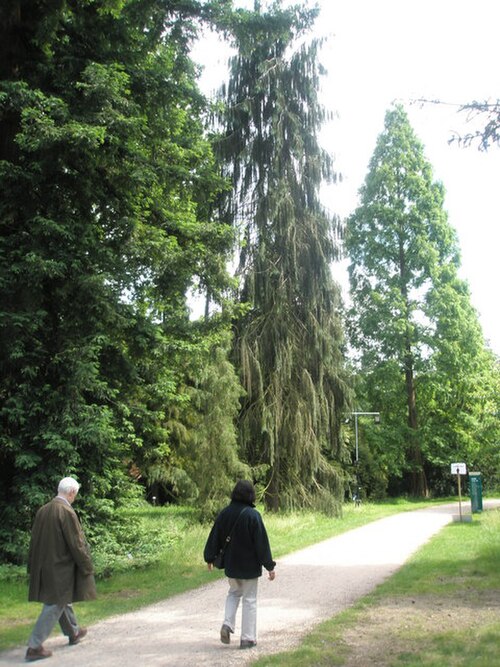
[28,497,96,605]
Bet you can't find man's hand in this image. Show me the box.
[268,570,276,581]
[207,563,214,571]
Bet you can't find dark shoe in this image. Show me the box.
[220,624,232,644]
[240,640,257,649]
[25,646,52,662]
[69,627,87,645]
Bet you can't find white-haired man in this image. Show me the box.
[25,477,96,662]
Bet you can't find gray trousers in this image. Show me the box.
[27,603,79,648]
[223,577,258,642]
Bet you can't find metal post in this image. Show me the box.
[354,413,359,463]
[354,413,360,505]
[457,472,462,521]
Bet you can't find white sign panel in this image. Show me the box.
[451,462,467,475]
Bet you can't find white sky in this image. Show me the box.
[195,0,500,354]
[317,0,500,355]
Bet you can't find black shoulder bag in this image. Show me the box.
[213,507,248,569]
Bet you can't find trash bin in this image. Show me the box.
[469,472,483,513]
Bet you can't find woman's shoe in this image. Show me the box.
[220,624,231,644]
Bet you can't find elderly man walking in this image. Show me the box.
[25,477,96,662]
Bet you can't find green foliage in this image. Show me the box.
[85,504,193,579]
[182,336,250,518]
[217,3,351,511]
[0,563,26,583]
[346,105,500,498]
[0,0,241,562]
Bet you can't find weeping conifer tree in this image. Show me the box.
[217,4,351,511]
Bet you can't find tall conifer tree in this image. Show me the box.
[217,5,350,510]
[346,104,497,496]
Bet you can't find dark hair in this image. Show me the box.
[231,479,256,505]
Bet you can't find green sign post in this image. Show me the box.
[469,472,483,513]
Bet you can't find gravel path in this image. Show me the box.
[2,499,498,666]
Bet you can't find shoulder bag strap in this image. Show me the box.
[222,506,248,548]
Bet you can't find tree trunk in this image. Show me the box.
[399,229,428,498]
[405,345,428,497]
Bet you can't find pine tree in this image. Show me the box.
[217,4,350,511]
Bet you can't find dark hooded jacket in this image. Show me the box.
[204,500,275,579]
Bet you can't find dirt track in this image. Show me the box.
[2,500,498,666]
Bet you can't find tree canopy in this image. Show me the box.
[1,3,498,565]
[0,0,238,561]
[346,104,500,497]
[215,5,351,511]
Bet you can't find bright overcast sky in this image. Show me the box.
[317,0,500,355]
[195,0,500,355]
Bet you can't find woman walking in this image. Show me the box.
[204,480,276,649]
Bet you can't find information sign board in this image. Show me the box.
[451,462,466,475]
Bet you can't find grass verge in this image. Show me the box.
[0,497,455,652]
[251,508,500,667]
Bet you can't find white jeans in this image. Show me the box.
[223,577,259,642]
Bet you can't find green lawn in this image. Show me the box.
[0,497,461,652]
[251,508,500,667]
